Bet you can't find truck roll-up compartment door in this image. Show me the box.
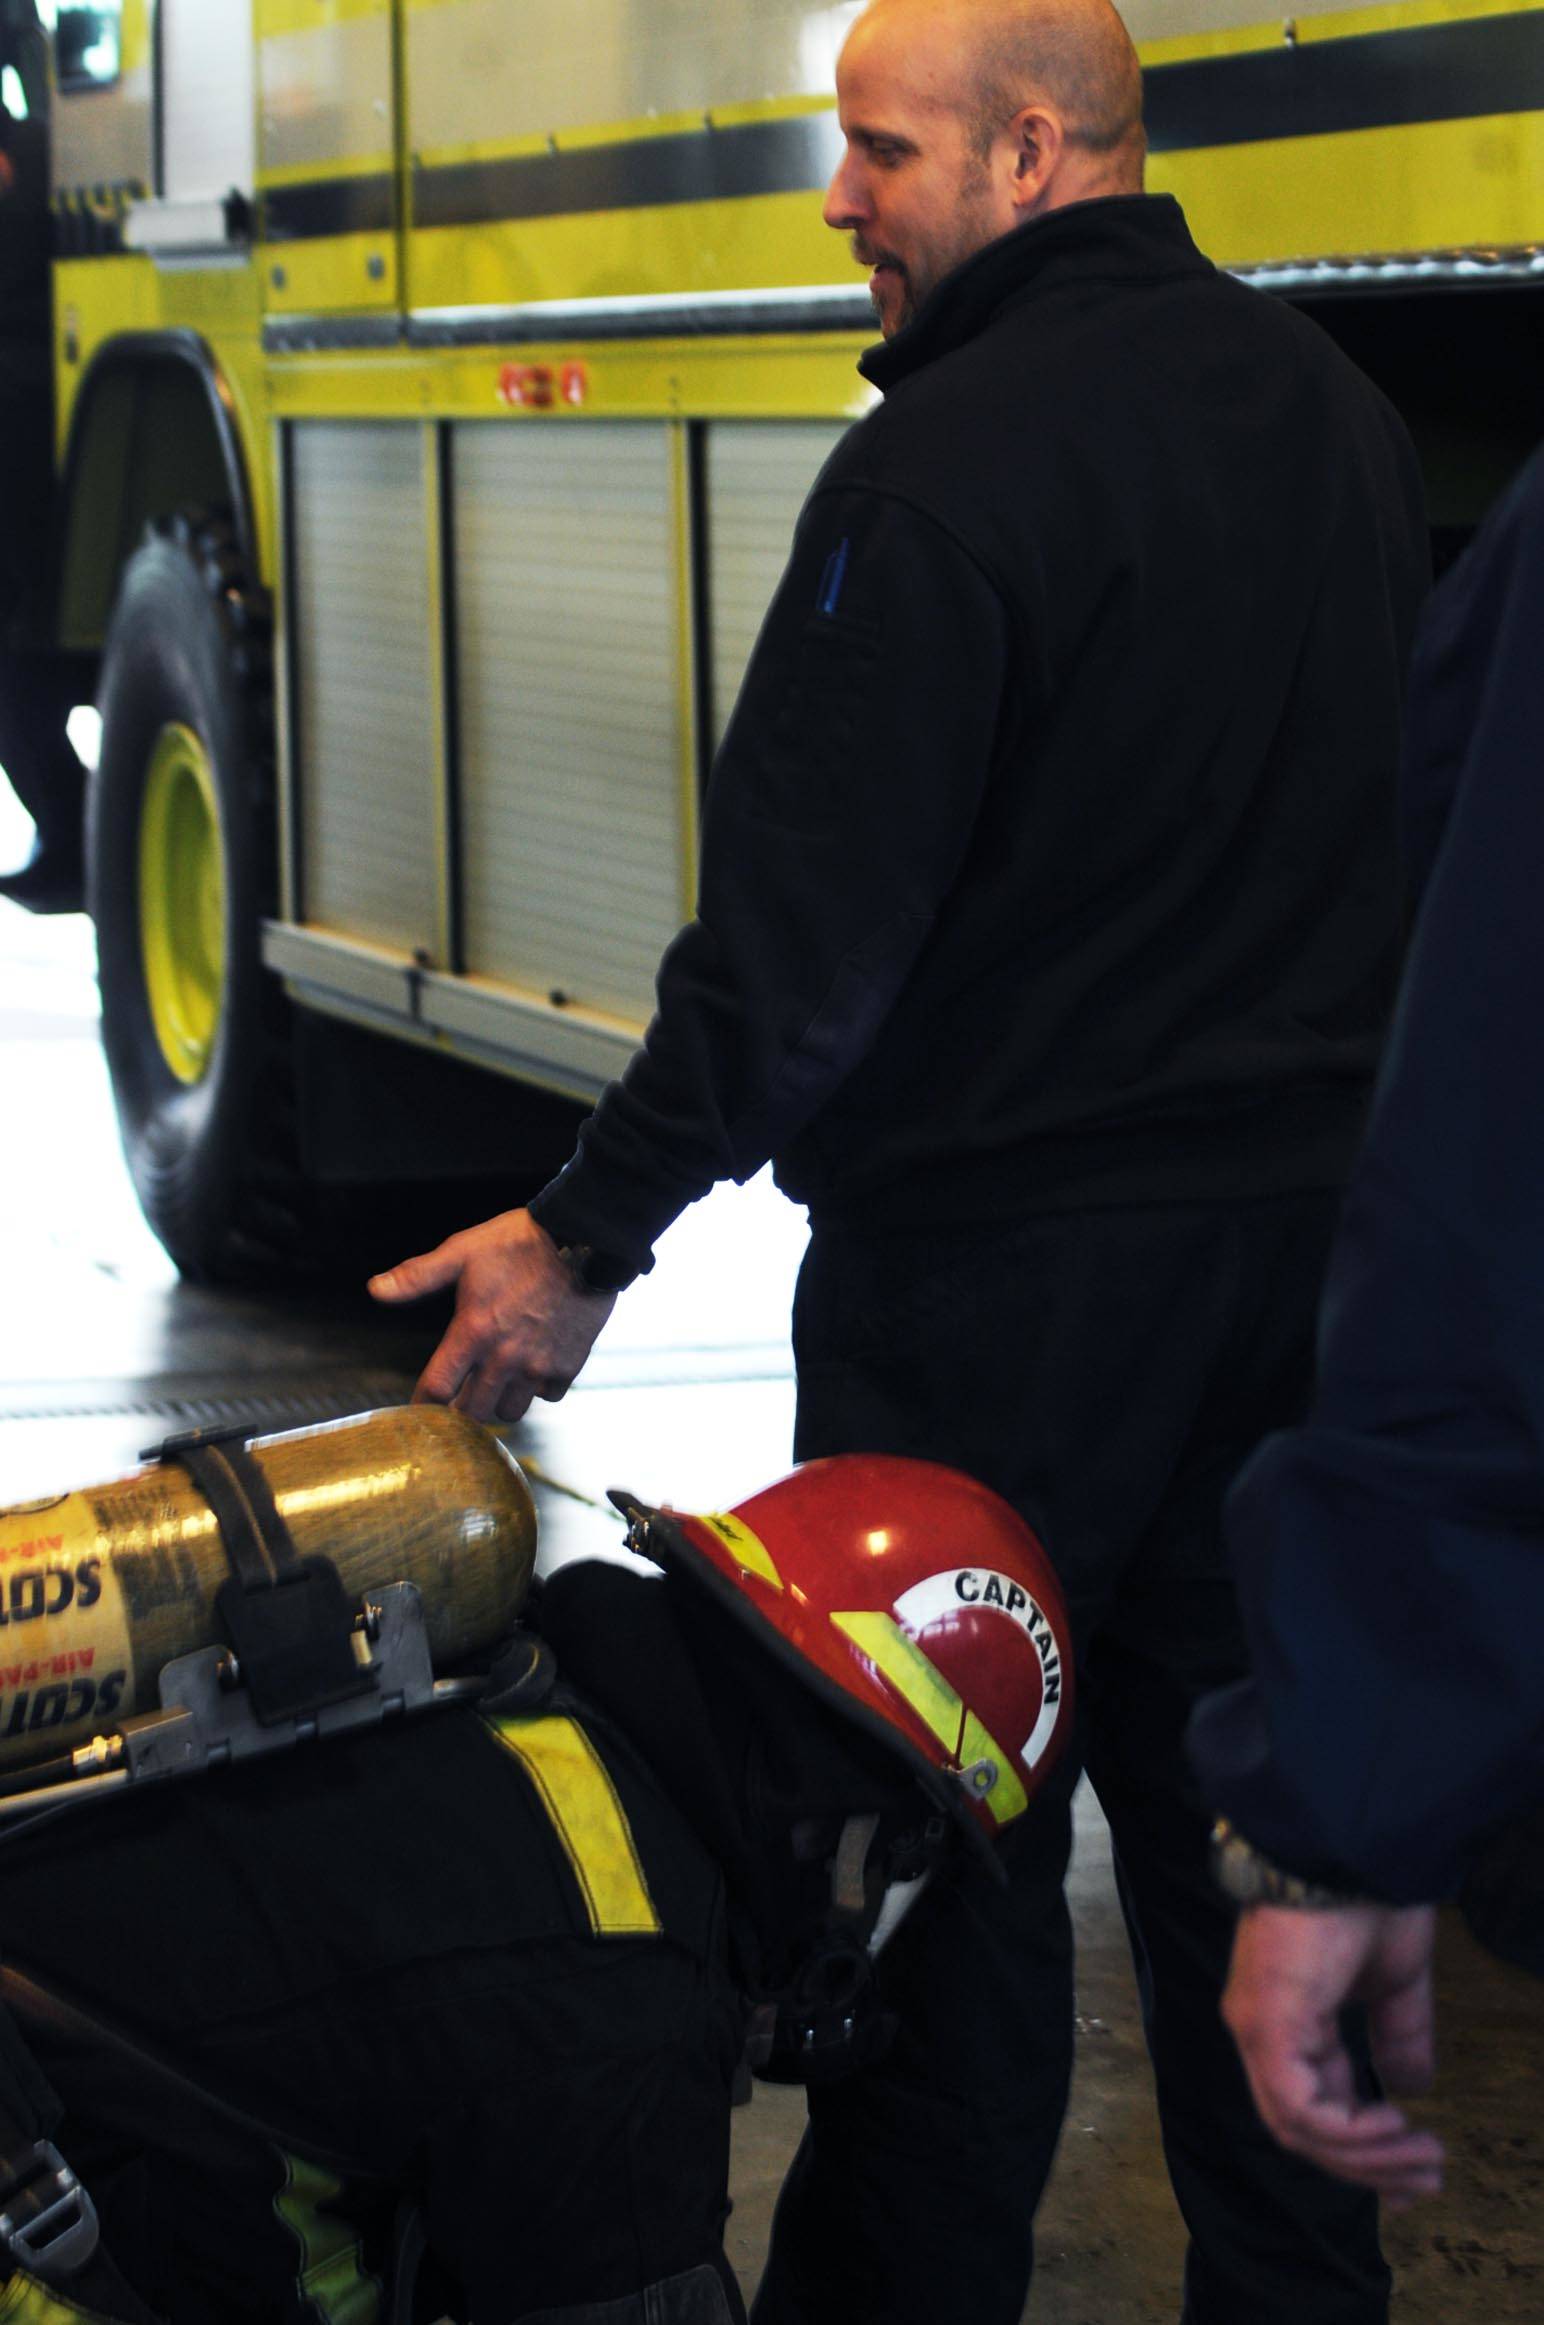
[288,421,442,958]
[453,420,689,1026]
[704,421,851,752]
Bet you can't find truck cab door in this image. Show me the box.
[255,0,400,321]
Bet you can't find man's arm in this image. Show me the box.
[1222,1902,1443,2203]
[1189,1135,1544,2198]
[1192,448,1544,2188]
[1192,449,1544,1906]
[371,484,1015,1415]
[1210,1824,1443,2198]
[369,1210,617,1422]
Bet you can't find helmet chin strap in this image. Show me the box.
[868,1868,932,1956]
[828,1810,931,1954]
[830,1812,882,1918]
[747,1813,902,2083]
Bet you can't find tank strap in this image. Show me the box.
[158,1432,298,1593]
[146,1428,374,1727]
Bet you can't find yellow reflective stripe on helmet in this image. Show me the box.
[485,1714,661,1936]
[274,2154,381,2325]
[830,1612,1028,1826]
[696,1511,783,1591]
[0,2270,127,2325]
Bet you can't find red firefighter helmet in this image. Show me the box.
[613,1454,1073,1854]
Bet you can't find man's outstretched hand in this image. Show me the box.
[368,1209,618,1423]
[1223,1901,1445,2205]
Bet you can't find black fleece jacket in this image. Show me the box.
[1191,446,1544,1930]
[531,194,1429,1275]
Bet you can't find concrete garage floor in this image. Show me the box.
[2,890,1542,2321]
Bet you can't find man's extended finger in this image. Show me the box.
[1366,1972,1437,2097]
[495,1380,539,1426]
[1275,2101,1440,2158]
[450,1355,542,1426]
[1253,2087,1445,2180]
[368,1241,462,1304]
[410,1321,483,1408]
[1282,2131,1445,2201]
[1239,2040,1437,2149]
[1304,2153,1444,2203]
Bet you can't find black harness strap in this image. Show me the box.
[147,1426,374,1728]
[0,1968,374,2194]
[0,1988,122,2310]
[0,1966,404,2324]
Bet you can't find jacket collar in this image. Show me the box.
[859,193,1213,394]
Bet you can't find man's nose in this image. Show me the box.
[823,152,866,230]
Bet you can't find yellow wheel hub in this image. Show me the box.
[138,722,227,1086]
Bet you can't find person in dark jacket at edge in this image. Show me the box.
[1190,444,1544,2208]
[372,0,1431,2317]
[0,1,87,913]
[0,1454,1073,2325]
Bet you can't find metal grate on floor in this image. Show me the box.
[0,1370,419,1432]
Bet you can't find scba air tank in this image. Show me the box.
[0,1406,537,1766]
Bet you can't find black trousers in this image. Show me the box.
[13,1948,744,2325]
[754,1194,1389,2325]
[0,1709,746,2325]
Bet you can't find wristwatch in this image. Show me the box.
[1210,1819,1363,1911]
[552,1240,638,1295]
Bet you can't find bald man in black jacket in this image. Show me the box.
[375,2,1431,2316]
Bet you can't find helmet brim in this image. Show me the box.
[610,1489,1007,1881]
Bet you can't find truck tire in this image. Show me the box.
[89,510,295,1281]
[89,514,590,1286]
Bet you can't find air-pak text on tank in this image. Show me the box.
[0,1650,98,1687]
[0,1534,66,1565]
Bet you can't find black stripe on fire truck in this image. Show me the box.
[1144,7,1544,151]
[256,10,1544,246]
[413,111,844,231]
[261,176,396,243]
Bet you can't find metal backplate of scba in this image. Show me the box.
[0,1586,481,1826]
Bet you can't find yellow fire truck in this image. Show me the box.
[0,0,1540,1279]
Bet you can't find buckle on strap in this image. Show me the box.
[0,2138,100,2280]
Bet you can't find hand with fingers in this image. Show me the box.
[1222,1901,1445,2205]
[368,1208,618,1424]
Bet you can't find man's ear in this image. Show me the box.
[1007,103,1065,211]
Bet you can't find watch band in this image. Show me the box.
[553,1241,637,1295]
[1210,1819,1364,1911]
